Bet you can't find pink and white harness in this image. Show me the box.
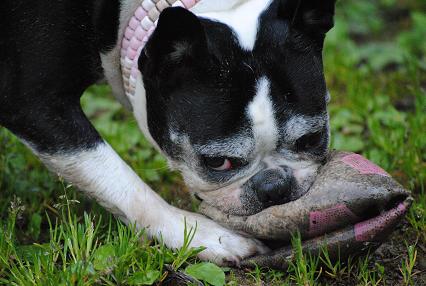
[120,0,200,98]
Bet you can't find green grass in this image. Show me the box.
[1,0,425,285]
[0,189,205,285]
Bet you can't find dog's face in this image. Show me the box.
[138,0,335,215]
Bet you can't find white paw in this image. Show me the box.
[162,208,269,266]
[193,217,269,266]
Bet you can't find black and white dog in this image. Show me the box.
[0,0,335,265]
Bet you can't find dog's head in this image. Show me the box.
[135,0,336,215]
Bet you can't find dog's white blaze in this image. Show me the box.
[248,76,278,154]
[193,0,272,50]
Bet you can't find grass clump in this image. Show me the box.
[0,190,203,286]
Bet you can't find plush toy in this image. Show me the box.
[199,151,412,269]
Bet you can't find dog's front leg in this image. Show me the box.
[34,142,266,265]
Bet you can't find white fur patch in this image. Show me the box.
[191,0,247,13]
[35,143,170,224]
[167,131,216,191]
[193,134,254,158]
[193,0,272,50]
[263,154,320,183]
[168,129,258,192]
[282,114,328,143]
[247,76,278,154]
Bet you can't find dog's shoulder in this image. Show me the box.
[0,0,122,125]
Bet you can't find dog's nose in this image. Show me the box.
[252,167,295,207]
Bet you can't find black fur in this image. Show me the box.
[93,0,121,53]
[139,1,335,165]
[0,0,335,164]
[140,8,257,158]
[0,0,120,153]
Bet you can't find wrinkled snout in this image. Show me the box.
[250,166,296,208]
[237,164,315,215]
[196,163,318,216]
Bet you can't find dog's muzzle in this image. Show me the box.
[195,163,314,216]
[239,166,302,214]
[199,151,412,269]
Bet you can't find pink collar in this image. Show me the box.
[121,0,200,99]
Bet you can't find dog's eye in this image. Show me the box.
[202,157,246,171]
[295,131,323,151]
[203,157,232,171]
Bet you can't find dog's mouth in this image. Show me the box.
[199,151,413,269]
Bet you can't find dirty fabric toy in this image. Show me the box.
[199,151,412,269]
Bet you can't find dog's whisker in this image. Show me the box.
[243,61,255,76]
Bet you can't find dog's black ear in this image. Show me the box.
[142,7,207,65]
[279,0,336,36]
